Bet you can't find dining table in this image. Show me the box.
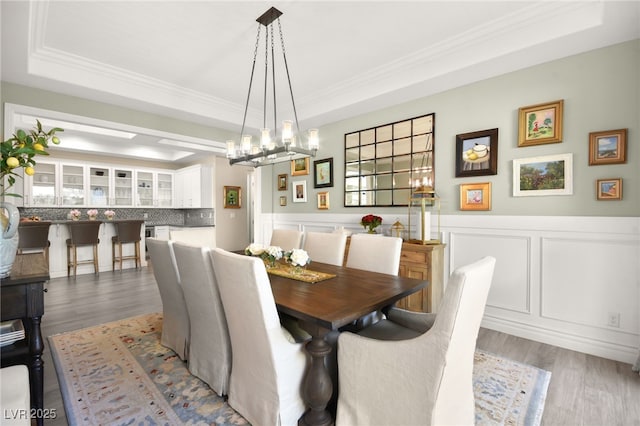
[268,260,428,426]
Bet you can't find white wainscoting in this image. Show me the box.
[258,213,640,364]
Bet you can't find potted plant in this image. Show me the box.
[360,214,383,234]
[1,120,62,277]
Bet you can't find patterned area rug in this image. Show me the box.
[49,313,550,426]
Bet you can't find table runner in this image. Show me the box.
[266,264,336,283]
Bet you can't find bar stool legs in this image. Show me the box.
[112,240,141,271]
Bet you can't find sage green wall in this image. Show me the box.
[263,40,640,217]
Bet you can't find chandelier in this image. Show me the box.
[227,7,319,166]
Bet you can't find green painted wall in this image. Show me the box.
[263,40,640,217]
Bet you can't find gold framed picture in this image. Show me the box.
[518,99,563,147]
[459,182,491,211]
[596,178,622,200]
[589,129,627,165]
[317,191,329,209]
[279,196,287,206]
[223,186,241,208]
[291,158,310,176]
[277,173,288,191]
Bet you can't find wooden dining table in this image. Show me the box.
[268,261,428,426]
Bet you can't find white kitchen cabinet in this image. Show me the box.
[136,170,173,208]
[154,225,170,240]
[26,161,87,207]
[174,164,213,208]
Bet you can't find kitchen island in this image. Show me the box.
[22,220,146,278]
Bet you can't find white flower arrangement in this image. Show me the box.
[264,246,283,260]
[104,210,115,219]
[244,243,265,256]
[69,209,81,220]
[87,209,98,217]
[285,249,311,267]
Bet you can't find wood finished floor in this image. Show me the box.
[36,266,640,426]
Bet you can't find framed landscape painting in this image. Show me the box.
[291,158,310,176]
[518,100,564,147]
[596,178,622,200]
[513,153,573,197]
[314,158,333,188]
[589,129,627,165]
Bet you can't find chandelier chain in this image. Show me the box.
[277,18,301,137]
[240,23,263,141]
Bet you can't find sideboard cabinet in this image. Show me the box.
[343,237,444,313]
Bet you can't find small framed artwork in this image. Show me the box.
[317,191,330,209]
[518,99,564,147]
[513,153,573,197]
[460,182,491,211]
[314,158,334,188]
[277,173,288,191]
[292,180,307,203]
[223,186,241,208]
[596,178,622,200]
[455,128,498,177]
[291,158,310,176]
[589,129,627,165]
[279,196,287,206]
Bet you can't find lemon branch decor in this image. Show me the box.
[1,120,62,232]
[1,120,63,199]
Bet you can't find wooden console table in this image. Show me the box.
[1,253,49,426]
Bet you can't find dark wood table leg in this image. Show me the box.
[29,315,44,426]
[299,323,333,426]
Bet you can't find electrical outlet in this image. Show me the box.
[143,212,148,219]
[607,312,620,328]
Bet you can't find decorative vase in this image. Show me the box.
[290,264,304,275]
[0,201,20,278]
[72,216,80,221]
[89,216,97,221]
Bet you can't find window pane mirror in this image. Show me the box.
[344,113,435,207]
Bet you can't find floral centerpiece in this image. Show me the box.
[261,245,283,268]
[285,248,311,274]
[244,243,265,257]
[70,209,81,221]
[104,210,115,220]
[87,209,98,220]
[360,214,383,234]
[244,243,284,268]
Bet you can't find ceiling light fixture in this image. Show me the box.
[227,7,318,167]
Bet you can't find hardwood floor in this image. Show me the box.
[36,266,639,426]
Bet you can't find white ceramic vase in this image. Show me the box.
[0,201,20,278]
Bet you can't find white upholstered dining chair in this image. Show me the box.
[146,238,190,360]
[302,231,348,266]
[270,228,303,251]
[211,248,307,426]
[173,242,231,397]
[345,234,403,328]
[345,233,402,275]
[336,256,496,426]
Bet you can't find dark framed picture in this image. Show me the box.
[518,100,563,147]
[513,153,573,197]
[317,191,329,209]
[292,180,307,203]
[455,128,498,177]
[589,129,627,165]
[314,158,333,188]
[223,186,241,208]
[291,158,310,176]
[279,196,287,206]
[277,173,288,191]
[596,178,622,200]
[459,182,491,211]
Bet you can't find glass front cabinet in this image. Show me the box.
[27,162,87,207]
[135,170,173,207]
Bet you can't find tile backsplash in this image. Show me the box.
[18,207,214,226]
